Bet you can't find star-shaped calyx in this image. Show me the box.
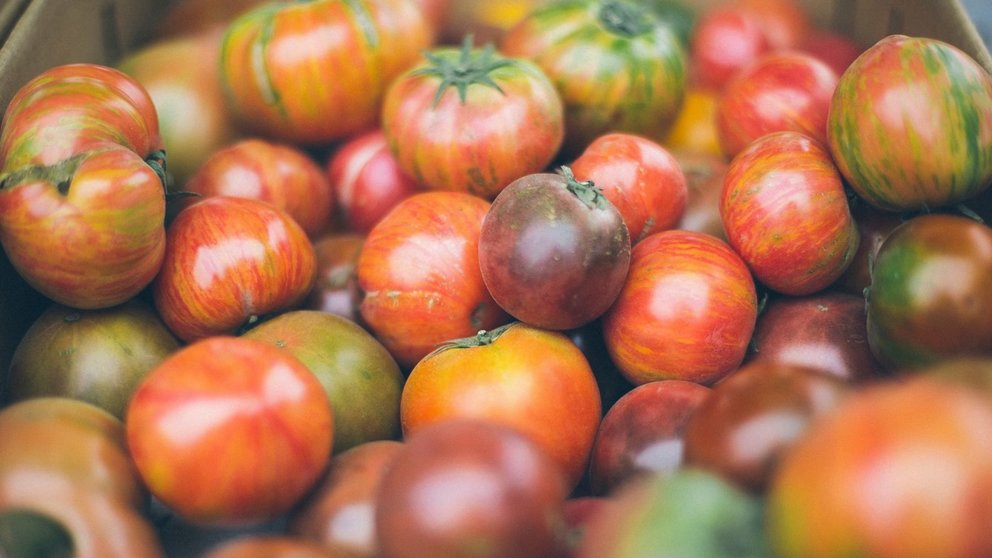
[412,35,516,107]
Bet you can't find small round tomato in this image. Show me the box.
[400,322,602,490]
[381,38,564,199]
[721,131,859,295]
[570,133,688,243]
[690,5,770,91]
[126,336,333,527]
[602,230,758,385]
[478,167,631,330]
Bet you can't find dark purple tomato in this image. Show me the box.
[587,380,711,496]
[683,361,851,492]
[478,167,631,330]
[747,291,885,382]
[375,419,570,558]
[567,320,635,412]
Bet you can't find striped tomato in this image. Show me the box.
[827,34,992,211]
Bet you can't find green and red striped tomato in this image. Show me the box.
[501,0,687,157]
[381,39,564,199]
[220,0,432,145]
[827,34,992,212]
[721,131,860,296]
[866,213,992,371]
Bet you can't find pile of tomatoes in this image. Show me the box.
[0,0,991,556]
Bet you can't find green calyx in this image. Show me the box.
[429,322,517,356]
[412,35,515,107]
[560,165,609,210]
[598,0,653,37]
[0,153,87,194]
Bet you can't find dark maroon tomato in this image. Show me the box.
[587,380,711,496]
[303,232,364,325]
[478,167,631,330]
[746,291,885,383]
[832,201,903,296]
[683,361,851,492]
[375,419,570,558]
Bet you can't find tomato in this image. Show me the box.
[126,336,333,527]
[587,380,711,495]
[799,28,864,76]
[183,138,335,237]
[400,322,602,490]
[376,419,570,558]
[570,133,688,243]
[326,129,423,234]
[866,213,992,370]
[200,536,337,558]
[501,0,687,157]
[736,0,811,50]
[721,131,860,295]
[716,51,838,158]
[356,191,509,368]
[478,167,631,330]
[767,378,992,557]
[831,200,903,296]
[154,0,271,39]
[220,0,432,145]
[242,310,404,454]
[689,5,770,91]
[6,299,179,419]
[827,34,992,211]
[747,291,884,382]
[303,232,365,324]
[662,87,723,157]
[674,150,728,240]
[289,440,403,557]
[152,196,317,342]
[602,230,758,385]
[381,38,564,199]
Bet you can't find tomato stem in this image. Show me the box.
[428,321,517,356]
[0,153,87,194]
[559,165,608,210]
[412,35,515,107]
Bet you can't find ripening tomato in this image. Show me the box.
[736,0,811,50]
[663,87,723,157]
[200,536,337,558]
[381,38,564,199]
[827,34,992,211]
[400,322,602,490]
[304,232,365,323]
[690,5,770,91]
[721,132,859,296]
[602,230,758,385]
[220,0,432,145]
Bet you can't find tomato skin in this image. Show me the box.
[501,0,687,157]
[400,322,602,490]
[201,536,337,558]
[125,336,333,527]
[690,6,770,91]
[570,133,688,243]
[721,131,859,296]
[663,87,723,157]
[357,191,509,369]
[866,213,992,370]
[827,34,992,211]
[602,230,758,385]
[220,0,432,145]
[304,232,365,324]
[478,170,631,330]
[381,44,564,199]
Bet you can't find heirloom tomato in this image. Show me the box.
[767,379,992,558]
[736,0,811,50]
[674,150,728,240]
[832,200,903,296]
[220,0,432,145]
[570,133,688,243]
[721,131,859,295]
[602,230,758,385]
[866,213,992,370]
[357,191,509,369]
[501,0,687,157]
[152,196,317,342]
[126,336,333,527]
[184,138,334,237]
[381,38,563,199]
[663,87,722,157]
[799,29,863,75]
[478,167,631,330]
[201,536,337,558]
[400,322,602,490]
[828,34,992,211]
[303,232,365,323]
[376,419,570,558]
[690,5,770,91]
[716,51,838,158]
[326,129,422,234]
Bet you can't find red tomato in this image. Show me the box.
[827,34,992,211]
[721,131,859,295]
[152,196,317,342]
[832,201,903,296]
[400,322,602,490]
[381,38,564,199]
[570,133,688,243]
[357,191,509,369]
[326,129,423,234]
[184,138,335,237]
[690,5,770,91]
[602,230,758,385]
[220,0,432,145]
[674,150,728,241]
[736,0,811,50]
[126,336,333,527]
[200,536,337,558]
[716,51,838,157]
[304,232,365,324]
[799,29,864,76]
